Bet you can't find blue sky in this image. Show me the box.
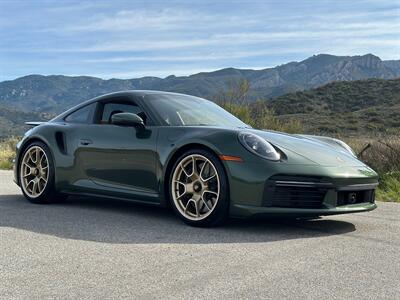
[0,0,399,81]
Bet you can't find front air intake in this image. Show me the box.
[263,174,329,208]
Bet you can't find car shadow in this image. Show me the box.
[0,194,356,244]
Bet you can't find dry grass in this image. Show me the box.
[346,136,400,202]
[0,137,18,170]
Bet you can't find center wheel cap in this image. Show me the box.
[193,182,202,193]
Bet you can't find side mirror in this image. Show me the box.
[111,112,145,130]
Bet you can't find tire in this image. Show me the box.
[169,148,229,227]
[19,141,67,204]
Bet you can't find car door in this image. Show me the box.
[69,97,159,201]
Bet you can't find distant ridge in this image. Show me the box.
[0,53,399,113]
[269,77,400,136]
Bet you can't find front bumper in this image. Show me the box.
[225,161,379,218]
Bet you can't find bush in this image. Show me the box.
[220,102,303,133]
[0,137,18,170]
[376,172,400,202]
[347,137,400,202]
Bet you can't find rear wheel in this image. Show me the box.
[169,149,229,227]
[19,141,66,204]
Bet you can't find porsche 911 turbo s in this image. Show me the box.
[14,91,378,227]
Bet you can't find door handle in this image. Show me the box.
[80,139,93,146]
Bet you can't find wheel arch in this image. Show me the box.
[16,136,55,186]
[162,142,230,206]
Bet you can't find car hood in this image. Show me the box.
[247,129,364,167]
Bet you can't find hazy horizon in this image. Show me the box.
[1,52,398,82]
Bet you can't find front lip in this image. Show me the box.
[234,202,378,218]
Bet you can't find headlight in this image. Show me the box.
[238,132,280,161]
[334,139,356,157]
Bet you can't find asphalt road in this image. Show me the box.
[0,170,399,299]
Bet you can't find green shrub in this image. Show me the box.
[0,137,18,170]
[376,172,400,202]
[347,137,400,202]
[220,102,303,133]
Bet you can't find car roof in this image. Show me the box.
[95,90,196,99]
[51,90,203,122]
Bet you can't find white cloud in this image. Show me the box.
[89,67,221,79]
[83,48,314,63]
[64,8,219,32]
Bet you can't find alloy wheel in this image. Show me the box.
[20,146,49,198]
[171,154,220,221]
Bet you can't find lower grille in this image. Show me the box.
[263,175,328,209]
[268,186,326,208]
[263,174,377,209]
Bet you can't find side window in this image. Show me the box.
[65,103,96,124]
[100,102,147,124]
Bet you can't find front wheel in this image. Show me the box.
[169,149,229,227]
[19,141,66,204]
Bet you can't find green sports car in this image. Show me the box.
[14,91,378,227]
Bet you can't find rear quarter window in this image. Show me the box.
[65,103,96,124]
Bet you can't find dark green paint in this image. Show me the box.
[14,91,378,218]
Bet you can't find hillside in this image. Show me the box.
[0,104,52,138]
[1,78,398,138]
[0,54,399,113]
[268,78,400,135]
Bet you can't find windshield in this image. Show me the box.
[145,94,249,128]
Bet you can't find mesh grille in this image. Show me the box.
[268,186,326,208]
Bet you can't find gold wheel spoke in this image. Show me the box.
[35,147,40,164]
[32,181,38,196]
[204,190,218,196]
[180,163,192,178]
[23,168,32,177]
[193,199,200,217]
[24,161,34,168]
[39,152,46,167]
[199,161,207,181]
[27,179,35,189]
[199,161,216,183]
[184,199,195,214]
[173,180,187,198]
[28,152,35,164]
[201,197,212,211]
[38,177,46,192]
[204,174,216,182]
[37,180,43,192]
[191,156,198,176]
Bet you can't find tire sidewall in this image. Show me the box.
[168,148,229,227]
[19,141,57,204]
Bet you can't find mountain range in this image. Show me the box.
[0,53,399,114]
[0,53,399,138]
